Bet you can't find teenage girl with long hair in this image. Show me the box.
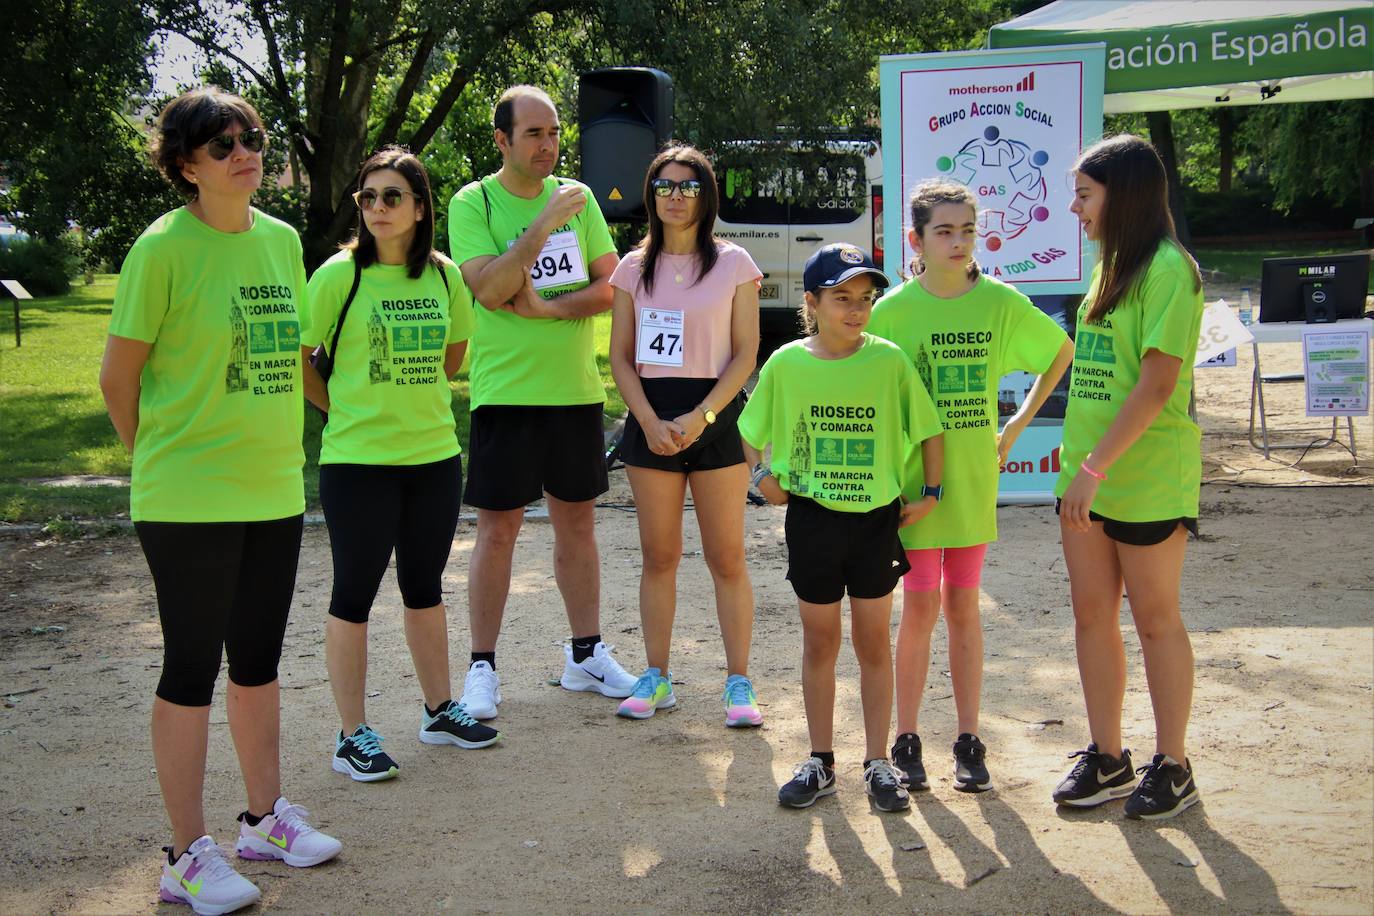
[1050,135,1205,820]
[869,179,1071,793]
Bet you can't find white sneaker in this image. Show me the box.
[159,835,260,915]
[461,660,501,720]
[234,797,342,867]
[560,642,638,698]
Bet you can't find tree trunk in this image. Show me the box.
[1147,110,1191,250]
[1215,108,1234,194]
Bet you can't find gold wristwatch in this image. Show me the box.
[699,404,717,425]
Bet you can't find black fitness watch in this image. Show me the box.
[921,484,943,502]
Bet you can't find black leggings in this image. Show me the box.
[320,454,463,623]
[135,515,304,707]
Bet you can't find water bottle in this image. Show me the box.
[1239,287,1253,326]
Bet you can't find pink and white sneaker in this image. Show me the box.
[234,796,342,867]
[159,835,260,915]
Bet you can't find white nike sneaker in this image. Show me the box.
[460,660,501,720]
[560,642,638,698]
[159,835,260,915]
[234,796,342,867]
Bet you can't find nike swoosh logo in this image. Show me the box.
[1097,764,1127,783]
[580,668,606,682]
[255,829,288,849]
[1171,779,1191,797]
[181,876,203,895]
[349,756,373,768]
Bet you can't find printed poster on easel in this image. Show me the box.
[1302,329,1369,416]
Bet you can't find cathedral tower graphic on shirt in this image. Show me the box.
[225,298,250,393]
[914,343,933,394]
[367,306,392,384]
[789,411,811,495]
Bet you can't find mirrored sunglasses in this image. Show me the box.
[650,178,703,198]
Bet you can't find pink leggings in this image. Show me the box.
[902,544,989,592]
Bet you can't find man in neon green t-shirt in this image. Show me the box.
[448,85,634,721]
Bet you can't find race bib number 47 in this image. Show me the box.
[514,229,588,291]
[637,308,685,367]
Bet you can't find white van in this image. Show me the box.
[713,139,884,339]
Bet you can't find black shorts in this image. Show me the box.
[464,404,610,510]
[619,377,746,473]
[134,515,304,706]
[320,455,463,622]
[1055,499,1199,547]
[784,496,910,604]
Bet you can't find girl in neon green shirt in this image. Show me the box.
[870,180,1072,794]
[1051,135,1205,821]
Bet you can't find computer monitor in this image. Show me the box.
[1259,252,1370,323]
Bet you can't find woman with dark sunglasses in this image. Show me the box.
[100,87,340,916]
[608,145,764,725]
[301,146,497,785]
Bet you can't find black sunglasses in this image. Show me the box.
[204,128,265,160]
[650,177,703,199]
[352,187,422,211]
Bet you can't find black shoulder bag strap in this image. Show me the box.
[326,257,364,364]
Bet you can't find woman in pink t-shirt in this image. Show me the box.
[608,145,763,726]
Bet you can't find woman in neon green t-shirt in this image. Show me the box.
[1051,135,1205,821]
[869,180,1072,795]
[300,147,497,783]
[100,87,339,915]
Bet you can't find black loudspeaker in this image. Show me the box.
[578,67,674,222]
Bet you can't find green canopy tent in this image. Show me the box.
[988,0,1374,243]
[988,0,1373,112]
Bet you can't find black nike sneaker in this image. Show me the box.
[778,757,836,808]
[891,732,929,790]
[952,733,992,792]
[1052,743,1135,807]
[420,700,501,749]
[1125,754,1199,820]
[332,724,399,782]
[864,758,911,812]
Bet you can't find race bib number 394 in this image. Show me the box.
[637,308,685,367]
[513,229,588,291]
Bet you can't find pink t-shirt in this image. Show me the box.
[610,241,762,378]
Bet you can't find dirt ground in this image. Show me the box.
[2,333,1372,914]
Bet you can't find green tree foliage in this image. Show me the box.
[148,0,1007,267]
[0,0,178,263]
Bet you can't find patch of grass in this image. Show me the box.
[1,276,626,522]
[1194,241,1373,292]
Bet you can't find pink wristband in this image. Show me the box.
[1079,462,1107,481]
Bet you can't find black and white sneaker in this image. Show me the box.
[420,700,501,749]
[778,757,836,808]
[1125,754,1199,820]
[864,759,911,812]
[891,732,929,790]
[1052,743,1135,807]
[332,725,399,782]
[952,733,992,792]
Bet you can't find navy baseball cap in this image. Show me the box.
[803,243,890,293]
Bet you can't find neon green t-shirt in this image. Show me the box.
[738,335,943,513]
[303,251,474,466]
[448,175,616,409]
[870,273,1068,548]
[109,207,305,522]
[1055,242,1205,521]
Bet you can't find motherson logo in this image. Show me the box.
[948,71,1035,96]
